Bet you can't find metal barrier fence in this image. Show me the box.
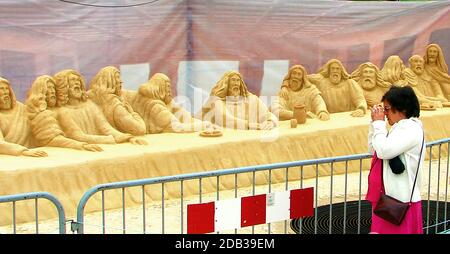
[1,138,448,234]
[74,153,373,234]
[73,137,450,234]
[0,192,66,234]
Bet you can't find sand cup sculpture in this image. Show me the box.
[293,104,307,124]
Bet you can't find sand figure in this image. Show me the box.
[311,59,367,117]
[88,66,146,136]
[26,75,102,151]
[199,70,278,130]
[131,73,217,133]
[0,77,47,157]
[271,65,329,121]
[351,62,391,108]
[423,43,450,101]
[403,55,447,108]
[380,55,407,86]
[53,69,146,145]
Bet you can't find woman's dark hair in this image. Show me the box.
[381,85,420,118]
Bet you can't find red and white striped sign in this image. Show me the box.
[187,187,314,234]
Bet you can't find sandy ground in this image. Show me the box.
[1,159,449,234]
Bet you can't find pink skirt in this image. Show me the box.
[370,201,423,234]
[366,153,423,234]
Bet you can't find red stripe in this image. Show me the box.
[241,194,266,227]
[187,201,215,234]
[290,187,314,219]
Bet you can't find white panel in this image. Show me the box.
[176,60,239,113]
[214,198,241,232]
[259,60,289,108]
[120,63,150,91]
[266,191,290,223]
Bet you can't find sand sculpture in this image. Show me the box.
[423,43,450,101]
[130,73,217,133]
[25,75,103,151]
[0,77,47,157]
[271,65,329,121]
[88,66,146,136]
[350,62,391,108]
[310,59,367,117]
[199,70,278,130]
[53,69,147,145]
[403,55,447,108]
[380,55,407,86]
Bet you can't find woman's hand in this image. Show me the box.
[370,104,385,122]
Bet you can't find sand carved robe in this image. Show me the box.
[89,92,146,136]
[28,106,88,149]
[316,78,367,113]
[0,102,34,155]
[425,65,450,100]
[58,100,131,144]
[403,68,446,104]
[272,85,328,120]
[362,87,389,109]
[127,90,192,134]
[201,93,277,129]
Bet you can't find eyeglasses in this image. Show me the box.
[384,106,391,112]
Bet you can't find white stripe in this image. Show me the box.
[214,198,241,232]
[266,191,290,223]
[260,60,289,98]
[120,63,150,91]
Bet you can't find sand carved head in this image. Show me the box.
[139,73,172,105]
[318,59,350,85]
[282,65,312,92]
[54,69,87,105]
[210,70,249,100]
[0,77,16,110]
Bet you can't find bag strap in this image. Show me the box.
[409,130,425,203]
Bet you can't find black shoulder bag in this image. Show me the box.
[373,132,425,226]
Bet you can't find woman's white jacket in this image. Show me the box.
[368,118,425,202]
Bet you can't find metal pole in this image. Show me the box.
[329,162,333,234]
[162,183,165,234]
[35,198,39,234]
[122,188,126,234]
[102,190,105,234]
[181,180,184,234]
[142,185,146,234]
[343,161,348,234]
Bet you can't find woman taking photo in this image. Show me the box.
[366,85,425,234]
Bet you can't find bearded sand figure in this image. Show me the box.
[312,59,367,117]
[88,66,146,136]
[271,65,329,121]
[403,55,447,108]
[380,55,407,86]
[130,73,215,133]
[350,62,392,108]
[199,70,278,130]
[25,75,102,152]
[0,77,47,157]
[423,43,450,100]
[53,69,146,145]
